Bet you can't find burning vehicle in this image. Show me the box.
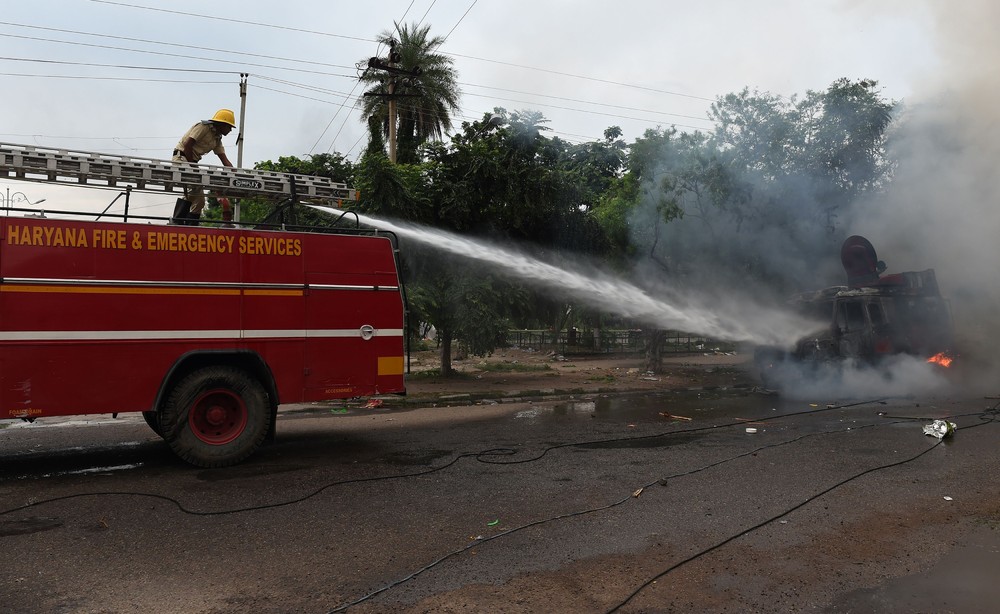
[755,236,954,385]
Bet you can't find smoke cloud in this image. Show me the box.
[628,1,999,395]
[845,1,1000,390]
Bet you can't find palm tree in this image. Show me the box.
[359,22,461,164]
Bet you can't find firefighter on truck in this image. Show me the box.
[171,108,236,226]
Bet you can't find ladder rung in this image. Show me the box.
[0,142,357,203]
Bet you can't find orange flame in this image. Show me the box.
[927,352,953,368]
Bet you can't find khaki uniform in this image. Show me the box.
[172,121,228,214]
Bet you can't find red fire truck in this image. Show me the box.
[0,143,406,467]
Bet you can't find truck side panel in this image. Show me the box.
[0,218,405,419]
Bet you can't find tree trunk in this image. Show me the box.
[439,329,453,376]
[645,330,666,373]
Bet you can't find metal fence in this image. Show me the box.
[506,329,732,355]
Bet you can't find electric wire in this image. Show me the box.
[447,50,714,101]
[0,56,235,75]
[1,399,994,611]
[0,399,1000,592]
[88,0,373,43]
[462,91,711,132]
[313,82,363,155]
[312,0,422,155]
[398,0,416,23]
[603,403,1000,612]
[443,0,478,42]
[1,23,715,148]
[0,72,230,85]
[0,21,358,71]
[0,32,357,79]
[0,21,713,131]
[326,419,893,612]
[85,0,713,103]
[416,0,437,29]
[0,398,890,518]
[336,405,999,612]
[605,436,949,613]
[460,82,716,124]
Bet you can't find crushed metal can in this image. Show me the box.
[922,419,957,439]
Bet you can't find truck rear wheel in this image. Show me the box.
[160,366,271,467]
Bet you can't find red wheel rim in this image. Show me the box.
[188,389,248,445]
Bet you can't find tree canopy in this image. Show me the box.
[255,52,898,374]
[359,22,461,164]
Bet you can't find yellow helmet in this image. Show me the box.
[211,109,237,127]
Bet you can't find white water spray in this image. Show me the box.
[313,207,820,345]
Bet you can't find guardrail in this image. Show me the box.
[506,329,734,355]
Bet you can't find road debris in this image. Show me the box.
[745,427,758,434]
[362,399,384,409]
[487,519,499,526]
[632,488,644,498]
[659,412,692,421]
[922,419,957,439]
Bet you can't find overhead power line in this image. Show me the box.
[0,56,235,75]
[460,82,715,123]
[444,0,478,41]
[0,21,358,71]
[416,0,437,28]
[0,72,230,85]
[462,91,710,132]
[86,0,712,103]
[88,0,372,42]
[0,31,356,80]
[448,51,714,101]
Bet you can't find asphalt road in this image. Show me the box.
[2,390,999,613]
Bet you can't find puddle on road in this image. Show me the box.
[0,516,64,537]
[513,391,792,426]
[511,391,907,429]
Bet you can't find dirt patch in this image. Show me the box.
[402,347,756,401]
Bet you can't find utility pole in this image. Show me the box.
[387,63,397,163]
[235,73,248,222]
[363,40,422,164]
[237,73,247,168]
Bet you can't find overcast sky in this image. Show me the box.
[1,0,942,216]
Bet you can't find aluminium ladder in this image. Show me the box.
[0,142,357,204]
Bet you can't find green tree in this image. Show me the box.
[396,111,621,373]
[406,254,515,375]
[359,22,461,164]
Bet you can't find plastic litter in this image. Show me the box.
[329,408,349,414]
[659,412,692,421]
[943,496,953,501]
[487,519,499,526]
[362,399,384,409]
[922,419,956,439]
[745,427,758,434]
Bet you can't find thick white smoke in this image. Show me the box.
[846,1,1000,391]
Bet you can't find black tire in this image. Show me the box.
[159,366,271,468]
[142,411,164,438]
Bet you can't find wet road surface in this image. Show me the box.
[2,390,999,613]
